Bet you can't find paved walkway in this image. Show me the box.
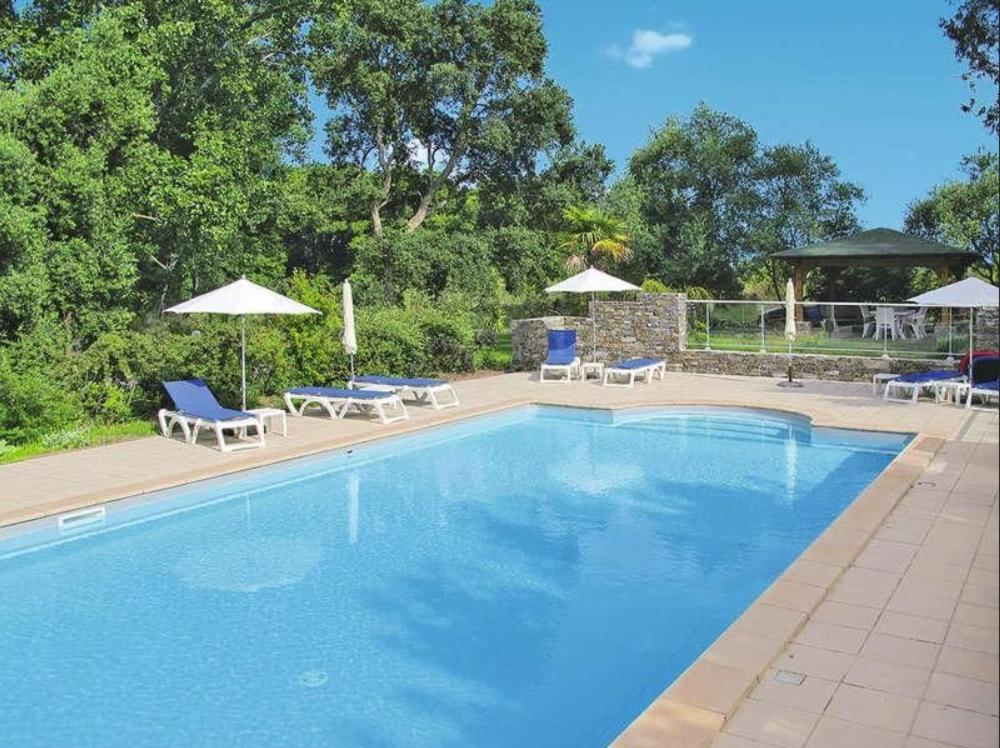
[1,372,996,748]
[707,418,999,748]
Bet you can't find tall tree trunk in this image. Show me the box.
[405,138,464,232]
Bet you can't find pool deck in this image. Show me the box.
[1,371,997,747]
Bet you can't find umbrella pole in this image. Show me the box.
[241,315,247,411]
[591,292,597,360]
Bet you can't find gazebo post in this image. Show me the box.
[792,265,808,322]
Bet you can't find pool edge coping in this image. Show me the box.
[609,431,945,748]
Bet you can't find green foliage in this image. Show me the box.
[940,0,1000,132]
[905,152,999,284]
[625,103,864,296]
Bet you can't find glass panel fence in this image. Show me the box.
[685,301,972,361]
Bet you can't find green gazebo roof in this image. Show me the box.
[773,228,971,262]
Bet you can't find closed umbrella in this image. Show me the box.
[342,280,358,380]
[165,275,320,410]
[545,268,640,359]
[779,278,803,387]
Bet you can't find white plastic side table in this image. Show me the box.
[247,407,288,437]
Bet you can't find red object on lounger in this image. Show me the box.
[959,350,999,376]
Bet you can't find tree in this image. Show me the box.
[558,205,631,271]
[905,152,999,284]
[749,142,864,296]
[941,0,1000,132]
[308,0,574,237]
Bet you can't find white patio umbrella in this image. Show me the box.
[165,275,320,410]
[545,267,640,358]
[908,277,1000,367]
[779,278,803,387]
[342,280,358,379]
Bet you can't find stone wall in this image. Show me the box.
[510,293,686,369]
[511,293,997,381]
[674,350,945,382]
[974,307,999,351]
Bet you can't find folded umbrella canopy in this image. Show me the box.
[545,268,640,359]
[165,276,320,410]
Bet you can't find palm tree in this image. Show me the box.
[559,205,631,271]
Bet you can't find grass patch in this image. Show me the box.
[0,420,156,465]
[474,332,513,370]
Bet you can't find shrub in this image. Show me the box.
[0,353,83,443]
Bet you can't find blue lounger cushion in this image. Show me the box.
[892,369,961,384]
[287,386,396,400]
[163,379,255,422]
[609,357,662,370]
[352,375,446,388]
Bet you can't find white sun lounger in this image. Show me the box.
[602,358,666,388]
[882,369,963,403]
[284,387,409,425]
[159,379,266,452]
[349,375,459,410]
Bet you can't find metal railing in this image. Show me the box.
[686,300,972,361]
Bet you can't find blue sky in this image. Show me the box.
[309,0,995,229]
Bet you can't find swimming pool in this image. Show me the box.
[0,406,909,747]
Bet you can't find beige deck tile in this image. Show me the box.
[961,583,1000,609]
[724,700,819,748]
[780,560,843,588]
[905,737,966,748]
[803,715,906,748]
[897,575,965,602]
[953,602,1000,629]
[854,539,919,574]
[910,702,999,748]
[886,587,959,622]
[810,601,880,631]
[875,515,933,545]
[945,622,1000,655]
[966,568,999,589]
[908,558,974,583]
[839,566,903,593]
[844,657,931,700]
[613,696,724,748]
[702,629,788,675]
[666,660,759,717]
[793,621,868,654]
[859,632,941,669]
[748,670,837,715]
[772,645,856,682]
[935,646,1000,685]
[972,552,999,573]
[712,734,775,748]
[924,672,1000,717]
[828,579,895,609]
[759,581,827,615]
[825,682,919,733]
[977,532,999,556]
[874,611,950,644]
[938,501,992,527]
[733,604,808,642]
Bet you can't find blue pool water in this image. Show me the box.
[0,406,908,747]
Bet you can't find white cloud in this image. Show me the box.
[608,29,692,69]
